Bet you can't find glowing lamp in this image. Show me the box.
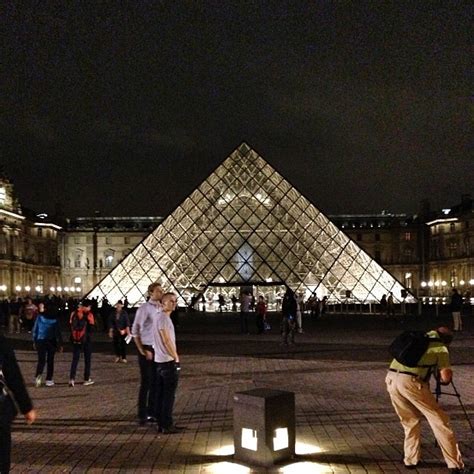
[25,286,31,292]
[233,388,295,466]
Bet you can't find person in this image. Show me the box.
[385,327,467,472]
[108,300,131,363]
[0,335,37,473]
[218,294,226,312]
[240,291,252,334]
[281,288,297,345]
[132,282,163,425]
[68,300,96,387]
[387,292,395,318]
[450,288,463,332]
[296,292,304,333]
[255,295,267,334]
[32,302,63,387]
[380,294,388,317]
[152,292,183,434]
[20,298,38,333]
[231,294,238,312]
[7,298,20,334]
[319,295,328,317]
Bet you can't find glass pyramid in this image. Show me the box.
[87,143,413,308]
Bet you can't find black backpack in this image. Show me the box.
[389,330,440,368]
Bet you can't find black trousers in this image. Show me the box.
[0,422,11,473]
[137,346,156,420]
[35,340,57,380]
[112,334,127,359]
[240,311,249,333]
[69,342,92,381]
[155,361,179,429]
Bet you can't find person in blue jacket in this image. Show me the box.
[32,301,63,387]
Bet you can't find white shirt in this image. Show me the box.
[132,300,161,346]
[152,311,176,363]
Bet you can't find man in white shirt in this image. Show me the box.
[152,292,182,434]
[132,282,162,425]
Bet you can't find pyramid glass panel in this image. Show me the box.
[87,143,414,308]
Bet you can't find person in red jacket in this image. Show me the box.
[69,300,95,387]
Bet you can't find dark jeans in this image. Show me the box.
[155,361,179,429]
[69,342,92,381]
[35,340,57,380]
[113,334,127,359]
[256,314,264,334]
[138,346,156,420]
[0,422,11,473]
[240,311,249,333]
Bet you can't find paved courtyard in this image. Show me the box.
[6,311,474,473]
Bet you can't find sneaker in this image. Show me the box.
[121,359,128,364]
[45,380,55,387]
[115,357,121,363]
[83,379,95,386]
[69,379,75,387]
[35,375,42,387]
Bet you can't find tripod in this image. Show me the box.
[434,376,474,433]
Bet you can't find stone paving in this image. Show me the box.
[5,311,474,473]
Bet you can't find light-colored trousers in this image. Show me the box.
[385,372,463,469]
[8,314,20,333]
[452,312,462,331]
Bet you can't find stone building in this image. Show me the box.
[60,216,163,296]
[423,195,474,297]
[1,169,472,304]
[0,174,61,297]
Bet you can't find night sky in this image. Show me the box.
[2,2,472,219]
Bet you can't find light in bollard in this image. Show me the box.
[241,428,258,451]
[273,427,289,451]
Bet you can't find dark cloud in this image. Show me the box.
[1,2,472,218]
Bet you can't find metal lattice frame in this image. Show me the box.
[87,143,413,307]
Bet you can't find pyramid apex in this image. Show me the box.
[237,142,252,154]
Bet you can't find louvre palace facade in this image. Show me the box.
[1,145,473,309]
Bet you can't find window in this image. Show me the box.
[375,233,380,242]
[104,249,115,268]
[74,236,81,244]
[448,241,457,258]
[124,236,130,244]
[37,250,44,264]
[105,236,112,245]
[356,234,362,242]
[74,251,82,268]
[404,232,411,241]
[403,247,413,263]
[37,228,43,237]
[450,222,455,232]
[36,275,44,293]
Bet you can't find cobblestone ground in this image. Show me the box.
[6,311,474,473]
